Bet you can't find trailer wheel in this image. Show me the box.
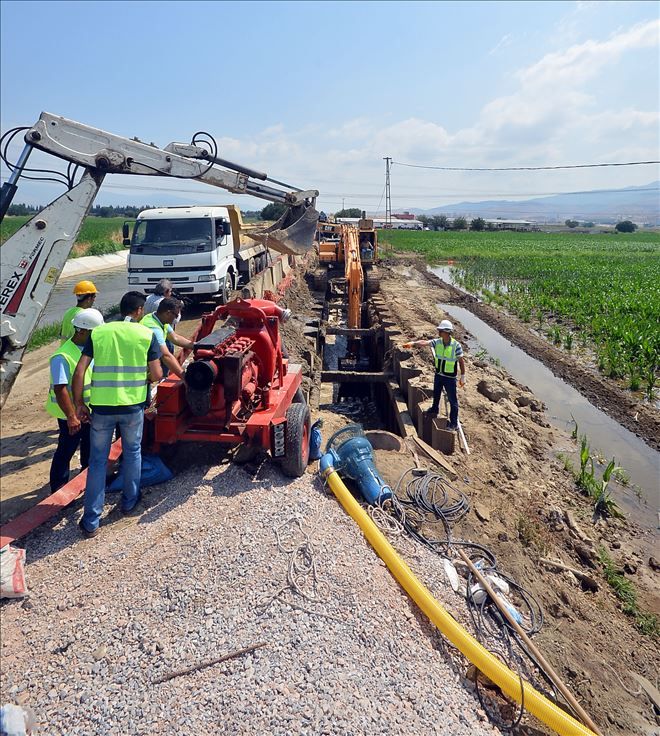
[279,401,311,477]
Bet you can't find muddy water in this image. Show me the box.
[439,302,659,524]
[37,267,129,328]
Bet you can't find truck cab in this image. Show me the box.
[126,205,268,303]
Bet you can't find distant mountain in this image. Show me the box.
[414,181,659,224]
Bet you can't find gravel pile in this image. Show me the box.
[1,457,499,736]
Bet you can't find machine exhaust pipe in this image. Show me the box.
[184,359,218,416]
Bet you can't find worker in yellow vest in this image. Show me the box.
[60,281,98,343]
[46,308,105,492]
[403,319,466,430]
[140,297,194,378]
[72,291,162,538]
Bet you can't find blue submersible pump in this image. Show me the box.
[319,425,392,505]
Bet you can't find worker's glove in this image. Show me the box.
[403,342,413,349]
[459,375,466,388]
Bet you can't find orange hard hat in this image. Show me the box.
[73,280,98,295]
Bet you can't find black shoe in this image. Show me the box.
[446,424,458,431]
[424,407,439,416]
[78,520,99,539]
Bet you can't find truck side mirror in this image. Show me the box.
[222,221,231,236]
[122,222,131,246]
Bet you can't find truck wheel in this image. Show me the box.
[279,401,311,477]
[221,273,234,304]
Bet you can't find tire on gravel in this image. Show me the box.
[279,401,311,477]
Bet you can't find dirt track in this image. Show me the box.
[1,256,659,735]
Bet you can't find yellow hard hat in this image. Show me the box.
[73,280,98,295]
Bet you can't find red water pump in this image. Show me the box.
[150,298,310,477]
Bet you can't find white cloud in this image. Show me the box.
[519,19,659,87]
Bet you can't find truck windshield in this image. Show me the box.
[131,218,213,254]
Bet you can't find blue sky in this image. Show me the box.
[1,0,658,213]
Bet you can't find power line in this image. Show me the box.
[393,159,660,172]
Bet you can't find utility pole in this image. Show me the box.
[383,156,392,228]
[342,197,345,213]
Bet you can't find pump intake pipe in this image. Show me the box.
[318,454,599,736]
[323,426,392,505]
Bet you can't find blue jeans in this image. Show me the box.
[81,411,144,531]
[432,374,459,427]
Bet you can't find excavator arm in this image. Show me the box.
[0,112,319,406]
[343,225,364,330]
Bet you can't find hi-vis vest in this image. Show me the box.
[433,337,460,376]
[45,340,91,419]
[140,313,170,344]
[60,306,82,343]
[90,322,153,406]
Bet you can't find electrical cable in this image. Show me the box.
[1,127,73,188]
[393,159,660,172]
[371,466,567,728]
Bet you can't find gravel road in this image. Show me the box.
[0,455,500,736]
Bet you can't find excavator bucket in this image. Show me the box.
[248,203,319,256]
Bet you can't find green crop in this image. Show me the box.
[1,215,125,257]
[381,230,660,400]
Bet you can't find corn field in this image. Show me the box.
[382,230,660,400]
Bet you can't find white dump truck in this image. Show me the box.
[125,204,270,303]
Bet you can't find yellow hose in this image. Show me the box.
[323,466,598,736]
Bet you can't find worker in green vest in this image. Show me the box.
[403,319,466,430]
[60,280,98,343]
[72,291,162,538]
[46,308,105,492]
[140,297,194,378]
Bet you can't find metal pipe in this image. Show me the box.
[208,155,268,181]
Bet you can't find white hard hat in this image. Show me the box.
[72,308,105,330]
[437,319,454,332]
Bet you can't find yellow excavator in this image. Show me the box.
[312,212,380,298]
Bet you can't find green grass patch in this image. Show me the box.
[381,229,660,400]
[26,304,122,353]
[598,546,659,637]
[26,322,61,352]
[1,215,126,258]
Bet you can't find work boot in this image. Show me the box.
[78,520,99,539]
[424,406,439,416]
[446,424,458,432]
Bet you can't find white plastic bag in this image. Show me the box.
[0,703,34,735]
[0,545,28,599]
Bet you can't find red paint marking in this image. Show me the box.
[0,440,123,547]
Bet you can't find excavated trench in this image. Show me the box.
[303,277,460,466]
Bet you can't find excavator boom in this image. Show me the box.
[0,112,319,405]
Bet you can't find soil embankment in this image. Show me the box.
[1,255,658,735]
[427,266,660,453]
